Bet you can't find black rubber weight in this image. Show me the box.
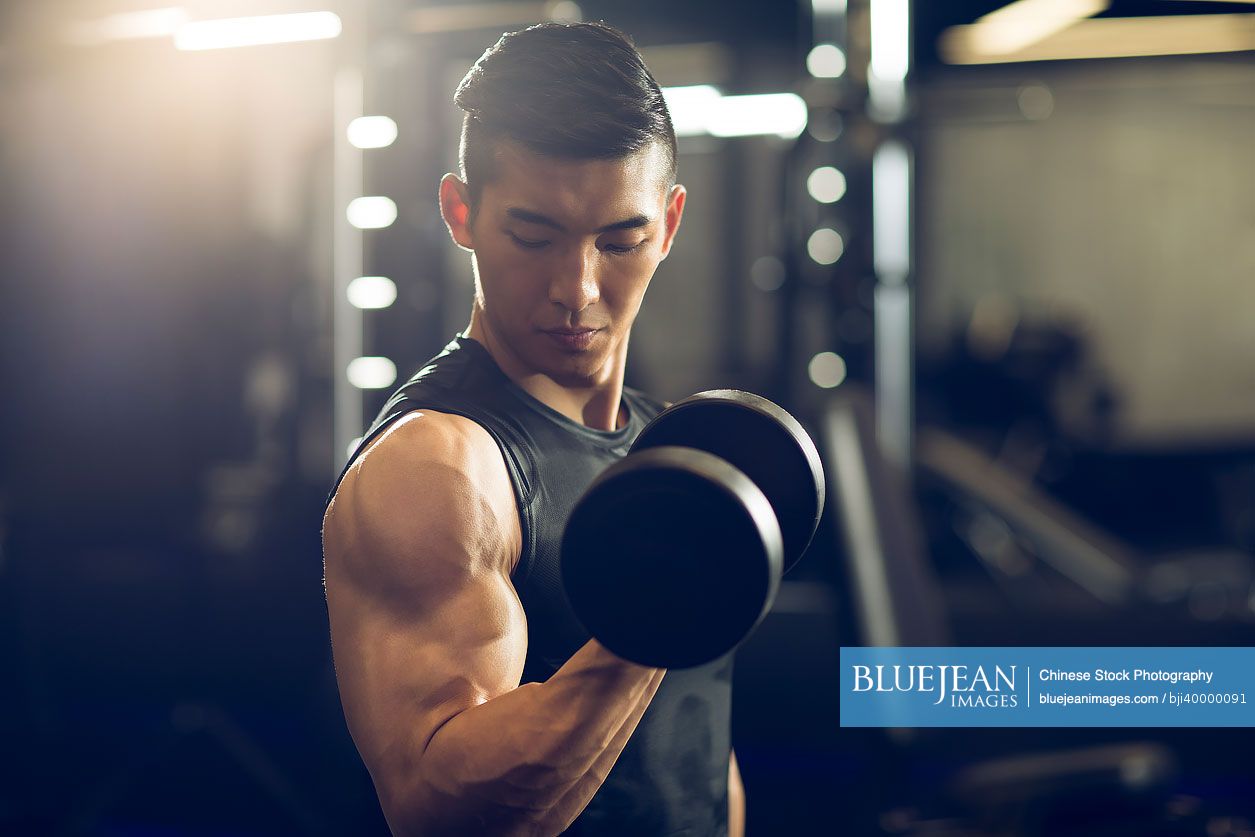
[561,447,783,669]
[630,390,825,573]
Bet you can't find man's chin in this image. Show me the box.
[537,347,609,387]
[546,358,604,388]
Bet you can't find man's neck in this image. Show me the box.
[464,316,628,432]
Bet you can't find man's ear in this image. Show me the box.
[439,173,475,251]
[658,183,686,260]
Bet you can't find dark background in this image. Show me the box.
[3,1,1255,834]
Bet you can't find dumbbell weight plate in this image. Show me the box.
[631,390,825,573]
[561,446,783,669]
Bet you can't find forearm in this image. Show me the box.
[539,663,664,828]
[391,641,665,834]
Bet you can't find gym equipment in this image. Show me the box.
[561,390,825,668]
[632,390,825,573]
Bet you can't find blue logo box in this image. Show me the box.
[839,647,1255,727]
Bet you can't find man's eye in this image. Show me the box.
[604,242,645,255]
[508,233,549,250]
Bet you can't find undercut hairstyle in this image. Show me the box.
[453,21,677,211]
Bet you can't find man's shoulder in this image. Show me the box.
[335,410,510,517]
[379,339,526,432]
[368,408,500,468]
[324,410,520,586]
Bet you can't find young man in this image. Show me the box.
[322,22,744,836]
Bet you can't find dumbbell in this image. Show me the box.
[561,390,825,669]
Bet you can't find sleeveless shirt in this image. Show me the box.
[328,335,733,836]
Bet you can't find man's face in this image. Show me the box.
[444,140,685,387]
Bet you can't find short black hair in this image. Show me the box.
[453,21,677,208]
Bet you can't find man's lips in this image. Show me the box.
[541,327,601,351]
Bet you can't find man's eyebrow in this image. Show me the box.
[505,207,653,234]
[596,214,652,233]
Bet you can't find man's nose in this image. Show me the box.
[548,244,600,313]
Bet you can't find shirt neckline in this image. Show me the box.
[453,335,636,446]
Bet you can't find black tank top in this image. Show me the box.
[328,335,733,836]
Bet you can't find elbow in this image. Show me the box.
[377,776,474,837]
[374,771,435,837]
[376,767,556,837]
[371,758,466,837]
